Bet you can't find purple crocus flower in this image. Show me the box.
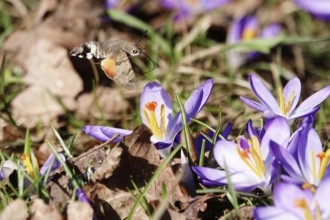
[39,153,66,176]
[295,0,330,20]
[240,73,330,121]
[227,16,281,70]
[83,80,213,157]
[160,0,230,20]
[271,128,330,187]
[254,177,330,220]
[0,160,17,181]
[192,117,290,194]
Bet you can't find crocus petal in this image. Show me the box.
[290,85,330,119]
[192,166,260,191]
[76,188,91,205]
[259,24,281,39]
[254,207,301,220]
[105,0,118,8]
[192,166,228,186]
[270,143,305,182]
[195,131,213,158]
[199,0,230,11]
[82,126,132,142]
[315,177,330,218]
[0,160,17,180]
[195,123,231,158]
[214,140,251,173]
[39,153,65,176]
[298,128,322,185]
[249,74,281,115]
[161,0,229,20]
[166,79,213,141]
[282,77,301,115]
[240,96,267,112]
[295,0,330,20]
[269,159,281,185]
[153,139,172,149]
[225,172,262,192]
[260,117,290,161]
[275,183,313,218]
[222,123,232,139]
[226,16,256,69]
[280,175,304,185]
[140,81,173,129]
[227,16,258,43]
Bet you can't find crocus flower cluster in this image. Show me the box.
[227,16,281,70]
[81,72,329,219]
[160,0,230,20]
[189,73,329,219]
[193,117,289,194]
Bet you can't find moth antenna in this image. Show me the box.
[142,51,156,74]
[135,29,148,47]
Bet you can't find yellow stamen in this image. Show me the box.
[294,198,313,220]
[285,91,295,114]
[236,146,259,175]
[318,149,330,180]
[143,101,164,140]
[242,28,257,40]
[302,182,316,193]
[278,88,295,116]
[311,150,316,180]
[145,101,157,111]
[236,136,265,178]
[278,87,286,116]
[160,104,166,137]
[251,136,265,175]
[21,153,34,177]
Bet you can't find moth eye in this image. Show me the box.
[132,49,140,55]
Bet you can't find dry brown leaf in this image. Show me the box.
[76,87,129,119]
[66,201,94,220]
[88,125,189,219]
[0,199,28,220]
[3,0,104,127]
[47,173,71,208]
[8,38,81,126]
[30,198,63,220]
[0,119,23,144]
[92,144,123,180]
[219,206,255,220]
[90,183,148,220]
[183,194,229,219]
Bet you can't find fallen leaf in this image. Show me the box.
[30,198,63,220]
[66,201,94,220]
[0,199,28,220]
[3,0,104,127]
[219,206,255,220]
[76,87,129,119]
[89,125,189,219]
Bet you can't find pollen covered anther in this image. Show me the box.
[145,101,157,111]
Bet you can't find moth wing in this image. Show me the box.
[111,50,136,89]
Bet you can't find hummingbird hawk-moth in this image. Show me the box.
[69,40,142,89]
